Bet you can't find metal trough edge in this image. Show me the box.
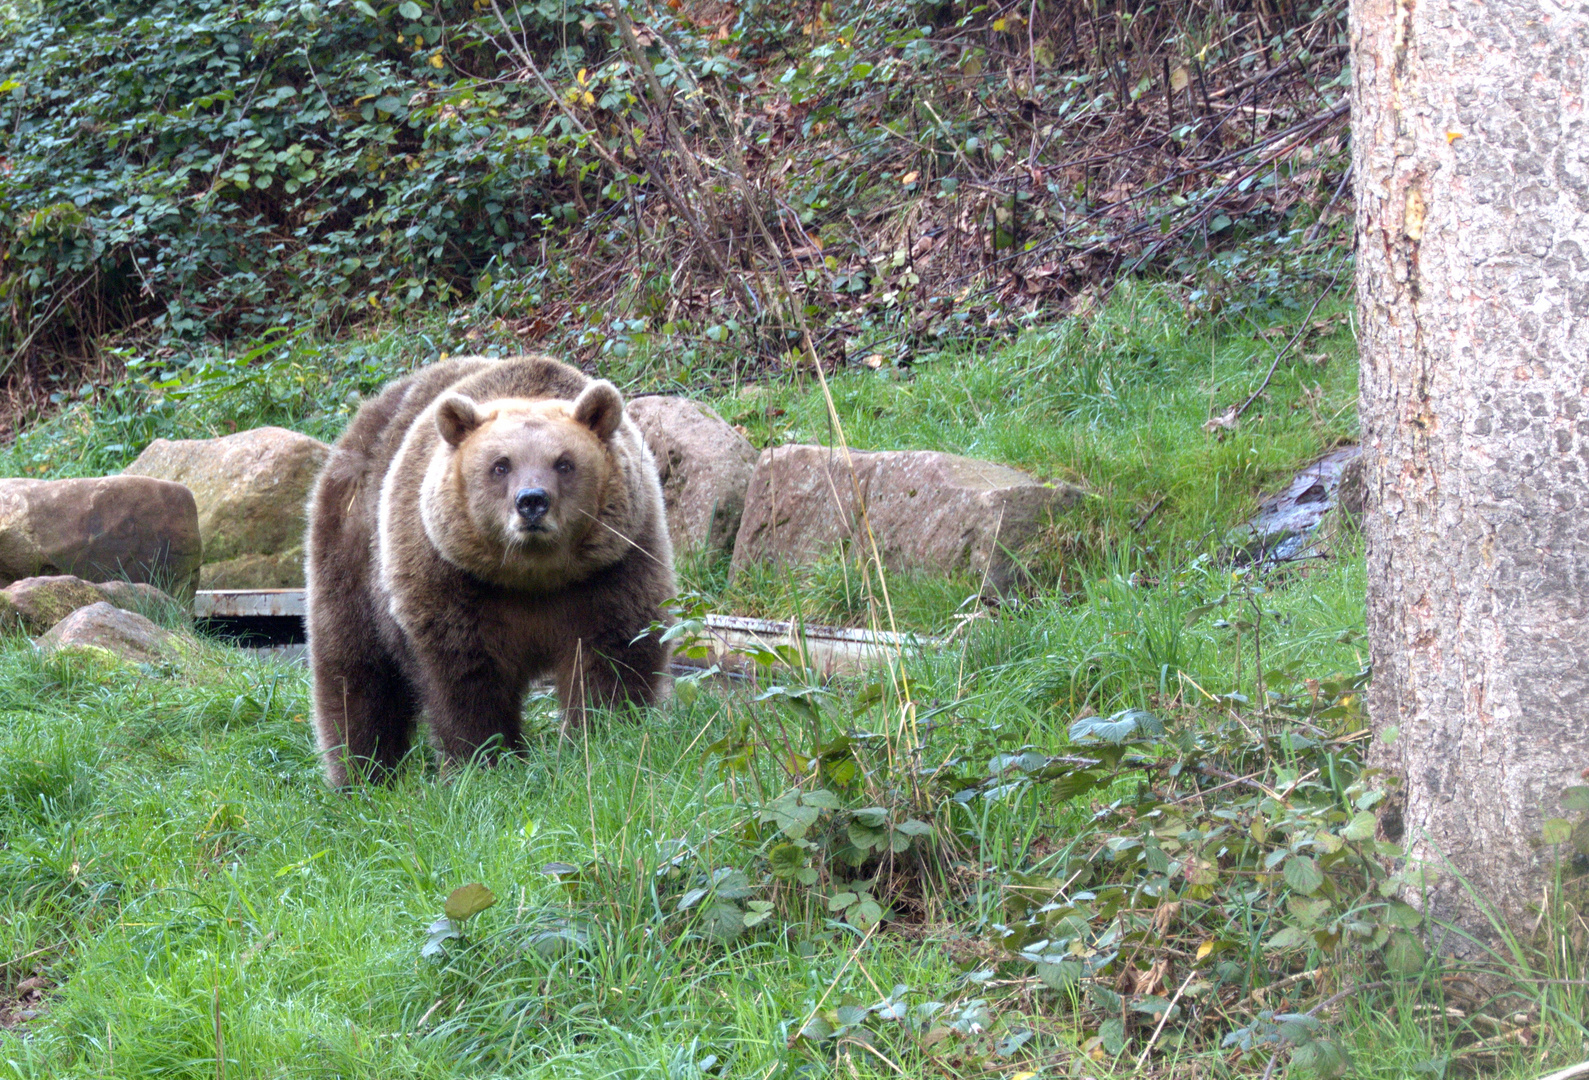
[194,590,940,676]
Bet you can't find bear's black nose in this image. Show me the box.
[515,487,550,522]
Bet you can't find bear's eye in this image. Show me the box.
[554,457,574,475]
[490,458,511,477]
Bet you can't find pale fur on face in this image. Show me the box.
[372,382,627,598]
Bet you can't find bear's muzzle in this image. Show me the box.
[515,487,550,527]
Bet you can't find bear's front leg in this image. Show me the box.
[311,648,421,786]
[412,647,530,768]
[555,625,669,729]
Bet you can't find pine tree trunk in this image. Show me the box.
[1352,0,1589,946]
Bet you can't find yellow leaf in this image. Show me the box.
[1013,1074,1038,1080]
[1170,66,1190,92]
[577,68,589,85]
[1446,130,1464,143]
[430,53,444,68]
[582,91,595,106]
[992,17,1006,30]
[1196,939,1216,960]
[414,33,424,47]
[900,171,919,184]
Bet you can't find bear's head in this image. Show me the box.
[421,380,626,588]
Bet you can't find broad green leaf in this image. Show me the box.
[1099,1017,1128,1055]
[1036,959,1082,989]
[1385,900,1422,929]
[1342,811,1377,841]
[849,898,883,930]
[1266,926,1309,949]
[835,1004,869,1027]
[711,867,753,899]
[443,882,497,921]
[852,807,889,827]
[1384,930,1427,976]
[826,890,858,912]
[1542,817,1573,844]
[1283,855,1324,895]
[1561,786,1589,811]
[1068,708,1165,745]
[399,1,423,17]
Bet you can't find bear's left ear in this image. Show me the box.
[572,380,624,441]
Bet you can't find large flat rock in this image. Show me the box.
[627,396,757,555]
[731,445,1083,590]
[0,477,203,598]
[124,426,328,587]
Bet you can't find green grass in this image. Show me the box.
[2,288,1583,1078]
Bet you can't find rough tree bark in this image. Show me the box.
[1353,0,1589,948]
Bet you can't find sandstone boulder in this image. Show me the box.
[2,576,109,635]
[732,445,1084,590]
[627,396,757,555]
[0,477,203,598]
[124,426,328,588]
[40,602,172,664]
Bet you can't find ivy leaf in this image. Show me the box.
[443,883,497,921]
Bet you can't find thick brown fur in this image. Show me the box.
[305,354,676,785]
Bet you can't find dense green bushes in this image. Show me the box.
[0,0,622,358]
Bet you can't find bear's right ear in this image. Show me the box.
[436,394,483,447]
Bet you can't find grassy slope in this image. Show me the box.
[0,292,1578,1077]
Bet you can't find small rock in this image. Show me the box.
[0,477,202,598]
[96,580,187,620]
[732,445,1084,591]
[15,1010,39,1021]
[627,397,758,555]
[2,576,107,635]
[124,426,329,587]
[40,602,172,664]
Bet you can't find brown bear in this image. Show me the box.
[304,354,675,785]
